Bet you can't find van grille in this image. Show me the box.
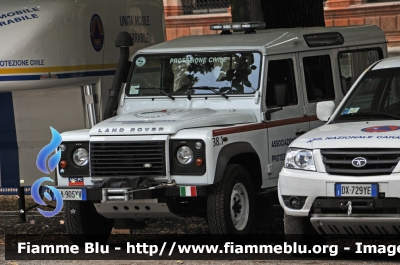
[90,141,166,177]
[320,148,400,176]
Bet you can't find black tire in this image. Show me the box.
[207,164,255,234]
[64,201,114,247]
[284,213,326,246]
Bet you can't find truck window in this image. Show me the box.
[338,49,382,94]
[303,55,335,103]
[126,52,262,97]
[334,67,400,123]
[266,59,298,107]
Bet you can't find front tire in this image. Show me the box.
[207,164,255,234]
[64,201,114,247]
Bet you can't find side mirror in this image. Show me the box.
[264,84,287,120]
[274,84,287,107]
[317,101,335,122]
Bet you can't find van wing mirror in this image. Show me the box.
[264,84,288,120]
[317,101,335,122]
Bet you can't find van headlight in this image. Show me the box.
[176,146,193,165]
[284,148,316,171]
[73,148,89,166]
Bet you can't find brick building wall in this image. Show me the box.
[163,0,400,54]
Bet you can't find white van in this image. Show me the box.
[279,56,400,240]
[55,22,388,244]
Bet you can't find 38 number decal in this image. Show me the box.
[213,136,224,147]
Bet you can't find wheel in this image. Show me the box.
[207,164,255,234]
[284,213,326,246]
[64,201,114,247]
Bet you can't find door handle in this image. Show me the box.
[296,131,308,136]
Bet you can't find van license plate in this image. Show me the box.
[335,183,378,197]
[60,189,87,201]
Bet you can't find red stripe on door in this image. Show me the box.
[212,116,315,136]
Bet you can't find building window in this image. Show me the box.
[182,0,231,15]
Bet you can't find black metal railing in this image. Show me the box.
[182,0,231,15]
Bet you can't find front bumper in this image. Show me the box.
[56,184,210,201]
[56,183,210,219]
[311,215,400,235]
[311,197,400,234]
[278,168,400,217]
[279,168,400,235]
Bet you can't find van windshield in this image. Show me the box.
[333,67,400,123]
[126,52,261,97]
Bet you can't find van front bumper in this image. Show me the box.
[56,184,210,219]
[278,168,400,217]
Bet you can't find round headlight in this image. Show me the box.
[284,148,316,171]
[72,148,89,166]
[294,150,312,168]
[59,144,66,152]
[176,146,193,165]
[195,141,203,150]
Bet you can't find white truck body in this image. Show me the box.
[56,23,389,237]
[279,56,400,235]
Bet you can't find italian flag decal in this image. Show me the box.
[180,186,197,197]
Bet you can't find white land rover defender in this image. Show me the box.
[56,22,388,244]
[279,56,400,240]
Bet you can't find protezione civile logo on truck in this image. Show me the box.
[32,127,63,218]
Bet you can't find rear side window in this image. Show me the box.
[266,59,298,107]
[303,55,335,102]
[338,49,382,94]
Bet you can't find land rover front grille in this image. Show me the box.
[90,141,166,177]
[320,148,400,176]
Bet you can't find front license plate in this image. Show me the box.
[335,183,378,197]
[60,189,87,201]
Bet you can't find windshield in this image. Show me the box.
[126,52,261,97]
[333,67,400,123]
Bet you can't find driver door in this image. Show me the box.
[263,54,309,179]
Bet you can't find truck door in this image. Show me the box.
[298,51,336,130]
[263,54,309,179]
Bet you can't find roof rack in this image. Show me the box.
[210,21,266,35]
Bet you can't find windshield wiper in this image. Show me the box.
[149,87,175,100]
[341,111,400,120]
[193,86,228,99]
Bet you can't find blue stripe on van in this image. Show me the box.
[0,70,116,81]
[0,92,20,187]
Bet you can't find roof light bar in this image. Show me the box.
[210,21,266,33]
[211,24,223,30]
[304,32,344,47]
[241,21,265,29]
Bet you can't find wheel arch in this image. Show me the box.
[214,142,262,190]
